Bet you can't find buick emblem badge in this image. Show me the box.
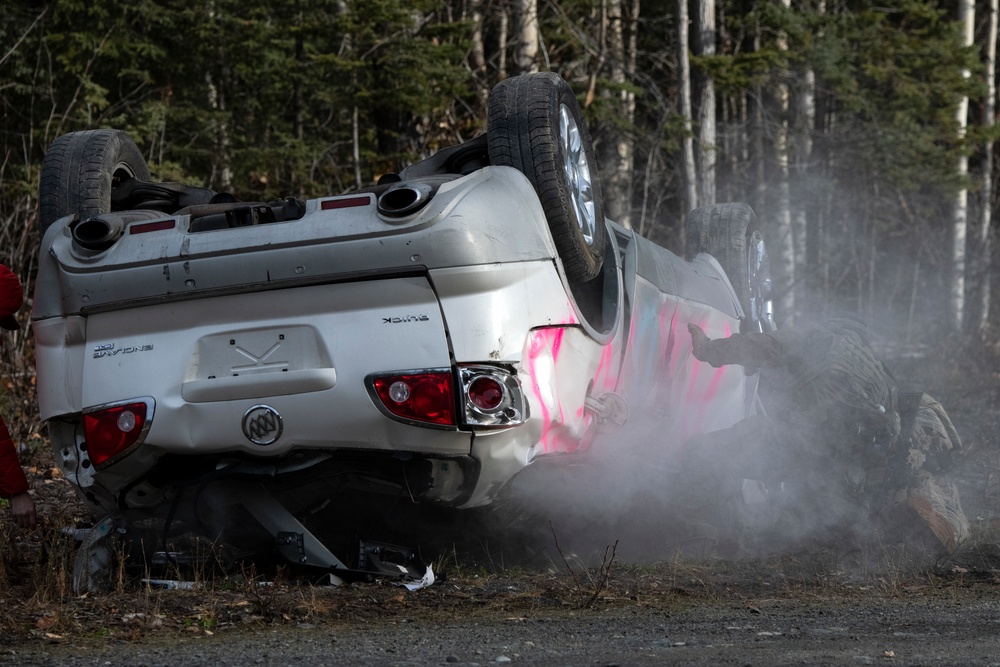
[242,405,283,445]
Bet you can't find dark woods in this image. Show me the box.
[1,0,997,438]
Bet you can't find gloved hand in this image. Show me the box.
[688,323,713,364]
[10,490,36,528]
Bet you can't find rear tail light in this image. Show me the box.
[367,366,526,430]
[82,398,154,468]
[369,370,456,427]
[458,366,526,428]
[468,376,504,411]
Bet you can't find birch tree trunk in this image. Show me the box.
[205,71,232,190]
[498,4,509,79]
[603,0,637,228]
[352,104,362,189]
[773,0,795,324]
[204,1,231,190]
[979,0,997,335]
[623,0,639,223]
[751,20,766,216]
[802,0,825,315]
[514,0,539,74]
[794,0,818,318]
[951,0,975,331]
[469,0,489,111]
[693,0,716,205]
[293,0,304,145]
[677,0,698,215]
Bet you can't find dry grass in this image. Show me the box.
[4,432,999,649]
[3,500,995,651]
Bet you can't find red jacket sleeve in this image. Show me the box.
[0,416,29,498]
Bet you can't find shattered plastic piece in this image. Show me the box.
[359,540,424,579]
[60,526,92,542]
[141,579,202,590]
[72,514,124,593]
[315,573,343,586]
[399,563,435,591]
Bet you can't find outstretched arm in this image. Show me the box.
[688,323,780,369]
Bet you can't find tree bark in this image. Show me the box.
[677,0,698,215]
[205,71,232,191]
[803,0,825,317]
[693,0,716,205]
[794,0,819,320]
[514,0,539,74]
[751,17,766,217]
[498,4,509,79]
[469,0,489,112]
[951,0,975,331]
[979,0,997,335]
[293,0,304,144]
[603,0,637,228]
[773,0,794,324]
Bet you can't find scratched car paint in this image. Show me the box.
[32,73,772,589]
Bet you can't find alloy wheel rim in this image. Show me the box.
[747,230,776,332]
[559,104,597,246]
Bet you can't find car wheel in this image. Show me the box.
[685,202,775,333]
[487,73,607,283]
[39,129,151,240]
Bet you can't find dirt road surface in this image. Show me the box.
[3,341,1000,666]
[7,572,1000,666]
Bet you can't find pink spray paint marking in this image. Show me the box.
[665,306,686,410]
[593,342,618,393]
[545,326,588,453]
[526,329,554,452]
[666,307,681,362]
[524,327,570,454]
[683,317,736,437]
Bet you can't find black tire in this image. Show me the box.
[38,129,151,240]
[487,73,607,283]
[685,202,774,333]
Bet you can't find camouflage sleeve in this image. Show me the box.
[871,393,969,554]
[885,395,969,553]
[687,323,781,370]
[907,394,963,475]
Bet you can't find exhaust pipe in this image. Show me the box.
[71,210,168,252]
[377,182,434,217]
[72,215,125,251]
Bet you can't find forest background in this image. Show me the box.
[0,0,998,444]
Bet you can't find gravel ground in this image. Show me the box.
[7,583,1000,666]
[3,338,1000,666]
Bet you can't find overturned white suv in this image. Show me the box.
[33,73,773,588]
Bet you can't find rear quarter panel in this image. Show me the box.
[596,231,750,456]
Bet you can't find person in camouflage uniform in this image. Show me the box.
[680,318,968,555]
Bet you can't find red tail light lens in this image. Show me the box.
[83,400,152,467]
[468,376,504,411]
[370,371,456,426]
[458,365,526,428]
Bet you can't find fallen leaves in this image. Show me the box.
[33,615,57,630]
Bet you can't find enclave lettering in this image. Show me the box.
[93,344,154,359]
